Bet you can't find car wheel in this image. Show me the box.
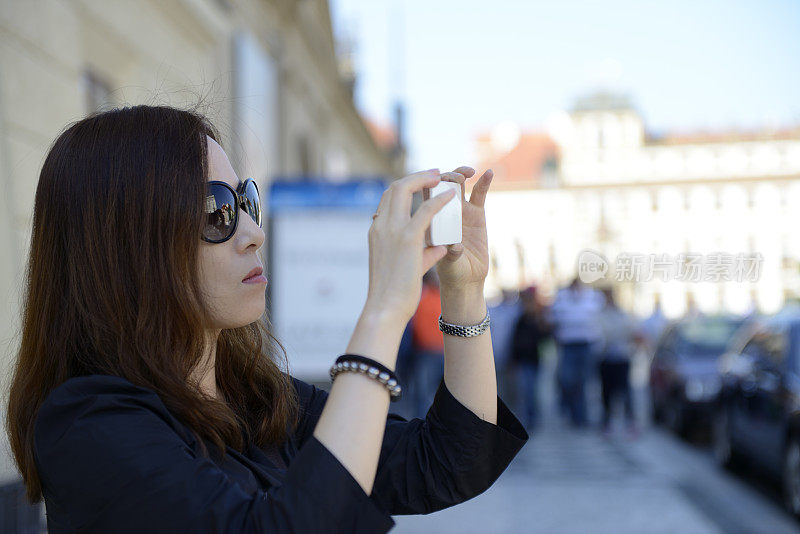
[712,407,737,468]
[783,435,800,518]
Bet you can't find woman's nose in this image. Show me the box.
[239,210,265,249]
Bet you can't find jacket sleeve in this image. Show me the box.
[292,375,528,516]
[33,375,394,534]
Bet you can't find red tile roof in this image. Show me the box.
[476,133,559,186]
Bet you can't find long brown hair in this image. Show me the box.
[5,105,299,503]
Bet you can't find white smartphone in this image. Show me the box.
[422,181,462,247]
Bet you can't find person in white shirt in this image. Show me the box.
[549,278,604,427]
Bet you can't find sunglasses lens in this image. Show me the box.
[243,180,262,227]
[203,184,237,242]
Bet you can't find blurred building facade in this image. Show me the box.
[0,0,404,490]
[477,92,800,318]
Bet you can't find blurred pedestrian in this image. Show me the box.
[549,277,604,427]
[510,285,551,431]
[597,287,643,438]
[489,288,522,407]
[391,319,417,419]
[410,269,445,418]
[641,294,667,357]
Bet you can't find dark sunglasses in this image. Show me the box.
[202,178,262,243]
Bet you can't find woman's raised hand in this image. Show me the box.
[363,169,456,324]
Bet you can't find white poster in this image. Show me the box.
[269,181,386,380]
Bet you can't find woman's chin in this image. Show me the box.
[243,302,266,324]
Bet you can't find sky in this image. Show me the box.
[329,0,800,172]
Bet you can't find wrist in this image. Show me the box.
[439,281,485,295]
[346,306,406,369]
[440,283,487,325]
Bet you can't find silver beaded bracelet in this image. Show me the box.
[329,360,403,400]
[438,311,491,337]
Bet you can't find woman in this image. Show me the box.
[5,105,527,533]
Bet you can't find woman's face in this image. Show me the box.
[198,136,267,330]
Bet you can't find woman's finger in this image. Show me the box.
[388,168,441,219]
[452,166,475,179]
[440,171,467,202]
[467,169,494,208]
[408,188,457,237]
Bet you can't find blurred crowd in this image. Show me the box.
[392,272,669,438]
[386,268,800,521]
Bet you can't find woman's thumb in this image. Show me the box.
[443,243,464,261]
[422,245,448,273]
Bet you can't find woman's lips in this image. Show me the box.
[242,266,264,283]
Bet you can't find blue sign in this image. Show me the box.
[268,179,388,213]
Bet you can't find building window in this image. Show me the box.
[540,157,559,188]
[81,69,112,113]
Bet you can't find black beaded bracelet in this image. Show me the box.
[330,354,403,401]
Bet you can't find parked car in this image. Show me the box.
[650,314,746,436]
[713,309,800,517]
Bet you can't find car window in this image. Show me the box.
[675,318,742,358]
[744,325,788,371]
[725,320,757,356]
[742,329,766,359]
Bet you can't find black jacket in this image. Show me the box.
[33,373,528,533]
